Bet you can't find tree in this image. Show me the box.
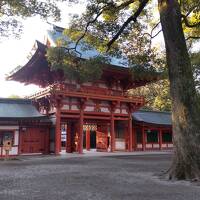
[0,0,61,38]
[8,94,21,99]
[55,0,200,180]
[191,52,200,90]
[130,80,171,111]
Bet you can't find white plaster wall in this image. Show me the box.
[121,109,128,114]
[162,144,167,148]
[153,144,159,148]
[98,83,107,88]
[62,104,69,110]
[114,108,120,114]
[137,144,143,148]
[84,106,95,112]
[2,147,18,155]
[0,126,19,130]
[14,130,19,146]
[101,107,110,113]
[71,105,79,110]
[168,144,173,148]
[146,144,153,148]
[115,139,125,150]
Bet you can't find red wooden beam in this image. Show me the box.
[128,114,133,152]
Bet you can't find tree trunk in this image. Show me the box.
[158,0,200,180]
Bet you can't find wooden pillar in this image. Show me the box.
[78,104,84,154]
[124,125,129,151]
[132,127,136,151]
[55,104,61,155]
[142,126,146,151]
[86,129,90,151]
[66,122,72,153]
[110,112,115,152]
[128,115,133,152]
[159,128,162,150]
[45,128,50,154]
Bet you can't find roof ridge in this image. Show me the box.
[137,109,171,114]
[0,98,32,104]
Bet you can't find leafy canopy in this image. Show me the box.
[48,0,198,112]
[0,0,61,38]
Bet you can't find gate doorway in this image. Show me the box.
[83,130,96,149]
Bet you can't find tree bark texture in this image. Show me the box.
[158,0,200,180]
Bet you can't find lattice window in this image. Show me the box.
[83,124,97,131]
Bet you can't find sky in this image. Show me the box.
[0,2,85,98]
[0,1,199,98]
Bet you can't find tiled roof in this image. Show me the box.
[133,110,172,125]
[0,98,46,119]
[46,25,128,67]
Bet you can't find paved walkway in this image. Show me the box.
[16,150,173,161]
[0,152,199,200]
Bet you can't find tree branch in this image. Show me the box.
[185,2,200,18]
[73,1,137,52]
[115,0,135,10]
[181,14,200,28]
[74,10,103,50]
[186,36,200,41]
[150,21,160,36]
[106,0,149,52]
[142,21,162,38]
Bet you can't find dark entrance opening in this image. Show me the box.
[90,131,96,149]
[83,130,96,149]
[83,130,86,149]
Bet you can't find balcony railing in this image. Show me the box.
[27,83,145,105]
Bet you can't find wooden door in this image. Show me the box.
[20,128,46,154]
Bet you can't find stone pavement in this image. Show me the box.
[0,152,199,200]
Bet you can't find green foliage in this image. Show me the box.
[47,46,110,83]
[61,0,199,113]
[8,94,21,99]
[130,79,171,111]
[180,0,200,48]
[0,0,61,38]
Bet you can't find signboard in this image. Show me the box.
[96,131,108,152]
[61,131,66,142]
[3,139,12,151]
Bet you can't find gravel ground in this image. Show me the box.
[0,153,199,200]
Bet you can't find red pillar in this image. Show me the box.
[142,126,146,151]
[55,105,61,155]
[78,108,84,154]
[110,113,115,152]
[132,128,136,151]
[86,129,90,151]
[128,115,133,152]
[66,122,72,153]
[159,128,162,150]
[45,128,50,154]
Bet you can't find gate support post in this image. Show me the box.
[86,129,90,151]
[55,100,61,155]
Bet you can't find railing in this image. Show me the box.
[26,83,145,105]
